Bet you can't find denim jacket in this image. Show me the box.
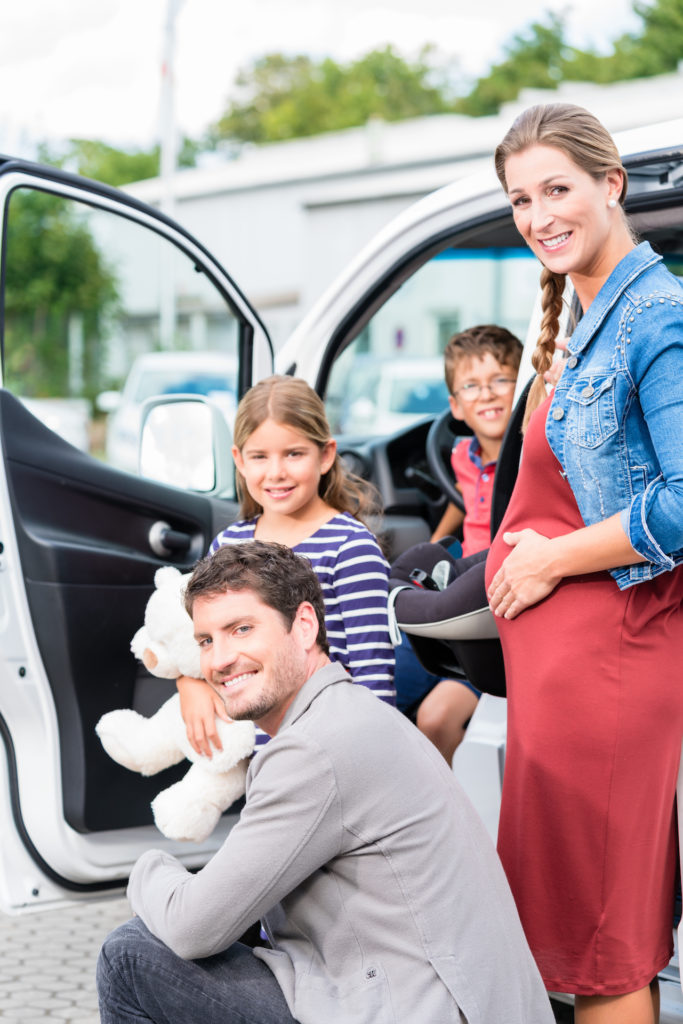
[546,242,683,590]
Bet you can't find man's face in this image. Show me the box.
[193,588,311,735]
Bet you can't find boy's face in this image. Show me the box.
[448,352,517,449]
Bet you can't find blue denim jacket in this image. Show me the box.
[546,242,683,590]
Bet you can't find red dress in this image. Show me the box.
[486,397,683,997]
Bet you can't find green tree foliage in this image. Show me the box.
[457,0,683,116]
[3,189,120,401]
[209,46,452,145]
[66,140,160,186]
[46,138,200,187]
[456,13,569,117]
[573,0,683,81]
[208,0,683,136]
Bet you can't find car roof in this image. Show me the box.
[379,358,444,380]
[131,351,237,369]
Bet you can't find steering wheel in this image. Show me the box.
[425,409,466,512]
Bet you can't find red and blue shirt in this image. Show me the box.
[451,437,496,556]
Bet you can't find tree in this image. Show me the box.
[456,0,683,116]
[455,13,570,117]
[208,46,453,145]
[43,138,201,188]
[65,140,160,186]
[3,189,120,402]
[577,0,683,80]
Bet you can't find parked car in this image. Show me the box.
[339,357,449,436]
[0,119,682,1015]
[97,350,238,473]
[17,397,91,451]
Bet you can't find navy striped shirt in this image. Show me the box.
[209,513,396,748]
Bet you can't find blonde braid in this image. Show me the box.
[522,268,565,431]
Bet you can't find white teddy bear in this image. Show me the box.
[96,565,255,843]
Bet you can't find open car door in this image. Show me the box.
[0,159,273,911]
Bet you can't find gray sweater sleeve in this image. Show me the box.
[127,731,342,959]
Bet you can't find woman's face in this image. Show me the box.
[504,144,628,302]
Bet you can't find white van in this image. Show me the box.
[0,119,681,1011]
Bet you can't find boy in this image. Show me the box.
[397,324,523,761]
[432,323,523,553]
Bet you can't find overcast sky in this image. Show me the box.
[0,0,641,156]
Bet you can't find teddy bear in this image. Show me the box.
[95,565,255,843]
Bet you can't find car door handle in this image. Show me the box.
[149,520,192,557]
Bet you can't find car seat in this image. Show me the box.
[388,378,532,698]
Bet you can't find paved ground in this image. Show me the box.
[0,890,577,1023]
[0,894,131,1022]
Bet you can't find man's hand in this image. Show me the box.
[177,675,232,757]
[487,529,560,620]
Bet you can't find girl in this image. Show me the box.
[179,375,395,753]
[486,103,683,1023]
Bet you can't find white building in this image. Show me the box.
[125,69,683,353]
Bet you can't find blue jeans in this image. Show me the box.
[97,917,298,1023]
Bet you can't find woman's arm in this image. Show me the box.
[623,314,683,561]
[487,513,646,620]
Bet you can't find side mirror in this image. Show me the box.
[139,395,234,494]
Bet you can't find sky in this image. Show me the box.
[0,0,642,157]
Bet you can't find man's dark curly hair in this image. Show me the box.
[184,541,329,654]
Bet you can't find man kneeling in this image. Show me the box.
[97,541,552,1024]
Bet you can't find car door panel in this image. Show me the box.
[0,391,239,833]
[0,161,269,885]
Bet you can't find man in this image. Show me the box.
[97,541,553,1024]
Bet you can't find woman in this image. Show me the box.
[486,103,683,1023]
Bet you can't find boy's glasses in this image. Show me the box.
[452,377,517,403]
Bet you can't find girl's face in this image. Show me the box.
[232,418,336,521]
[504,144,629,305]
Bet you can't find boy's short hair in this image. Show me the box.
[444,324,523,394]
[185,541,329,655]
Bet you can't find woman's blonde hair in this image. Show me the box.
[494,103,629,428]
[233,375,379,524]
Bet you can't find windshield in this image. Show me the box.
[133,370,236,403]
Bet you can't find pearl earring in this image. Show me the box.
[608,199,617,208]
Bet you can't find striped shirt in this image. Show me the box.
[209,513,396,748]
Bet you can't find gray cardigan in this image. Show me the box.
[128,663,553,1023]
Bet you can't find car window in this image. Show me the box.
[388,377,449,415]
[131,370,235,403]
[1,185,240,482]
[326,246,539,437]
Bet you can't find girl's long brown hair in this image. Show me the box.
[233,375,380,525]
[494,103,629,430]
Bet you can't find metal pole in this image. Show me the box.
[159,0,186,348]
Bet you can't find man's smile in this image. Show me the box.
[215,669,259,690]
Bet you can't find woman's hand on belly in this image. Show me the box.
[487,529,561,620]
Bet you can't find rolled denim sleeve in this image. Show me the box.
[625,307,683,563]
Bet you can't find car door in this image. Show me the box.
[0,160,273,910]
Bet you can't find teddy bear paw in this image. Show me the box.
[96,709,185,775]
[151,761,248,842]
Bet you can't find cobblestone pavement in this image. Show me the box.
[0,894,131,1022]
[0,894,591,1023]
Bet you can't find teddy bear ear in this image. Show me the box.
[154,565,182,589]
